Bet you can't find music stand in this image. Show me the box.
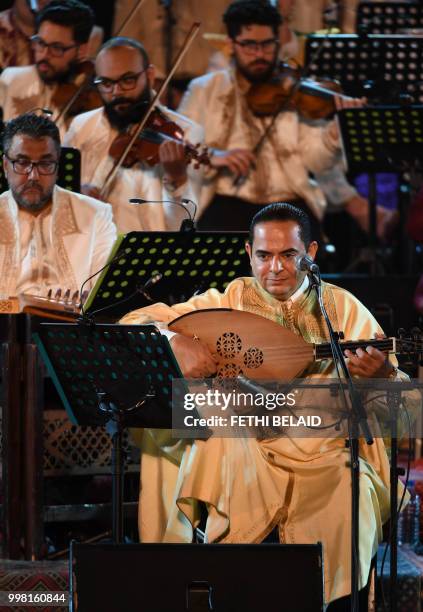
[357,2,423,35]
[84,231,250,320]
[0,143,81,193]
[305,34,423,103]
[337,105,423,273]
[33,322,191,543]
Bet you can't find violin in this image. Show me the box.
[100,22,201,199]
[108,107,209,169]
[52,60,102,122]
[246,62,352,120]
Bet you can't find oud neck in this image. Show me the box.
[315,337,395,360]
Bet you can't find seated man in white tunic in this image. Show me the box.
[0,0,98,139]
[120,203,411,611]
[0,112,116,298]
[177,0,364,234]
[64,37,204,234]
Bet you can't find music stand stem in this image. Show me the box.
[388,390,401,612]
[309,269,374,612]
[103,406,125,544]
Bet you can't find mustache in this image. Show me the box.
[109,96,132,107]
[36,60,53,70]
[22,181,43,191]
[108,96,149,109]
[249,60,272,67]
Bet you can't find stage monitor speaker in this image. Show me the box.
[70,542,324,612]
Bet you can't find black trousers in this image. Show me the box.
[197,194,323,241]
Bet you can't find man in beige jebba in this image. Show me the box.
[0,113,116,298]
[121,203,404,610]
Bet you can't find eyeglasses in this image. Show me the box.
[5,155,59,176]
[94,69,147,93]
[233,37,279,55]
[30,35,79,58]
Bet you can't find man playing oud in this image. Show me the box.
[121,202,410,611]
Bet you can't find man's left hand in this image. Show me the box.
[344,335,394,378]
[159,141,188,189]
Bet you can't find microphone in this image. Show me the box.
[297,255,319,274]
[129,197,197,231]
[79,272,163,322]
[138,273,162,302]
[78,248,128,319]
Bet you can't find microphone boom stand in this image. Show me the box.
[308,267,374,612]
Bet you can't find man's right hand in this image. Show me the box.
[210,148,255,177]
[81,183,102,200]
[170,333,218,378]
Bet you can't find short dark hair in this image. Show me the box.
[248,203,312,248]
[98,37,150,69]
[3,113,61,156]
[36,0,95,45]
[223,0,282,39]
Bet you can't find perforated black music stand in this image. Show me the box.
[338,105,423,174]
[357,2,423,35]
[33,322,188,543]
[84,231,250,320]
[337,105,423,272]
[305,34,423,103]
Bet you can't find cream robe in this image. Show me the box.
[178,68,340,220]
[0,65,73,139]
[121,277,412,604]
[64,106,204,234]
[0,185,116,297]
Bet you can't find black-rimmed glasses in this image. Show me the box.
[5,155,59,176]
[233,37,279,55]
[94,69,147,93]
[30,35,79,58]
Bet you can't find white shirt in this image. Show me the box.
[0,65,69,139]
[17,206,61,295]
[0,185,117,298]
[64,107,204,234]
[178,69,340,220]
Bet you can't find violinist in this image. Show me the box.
[0,0,50,70]
[0,0,103,72]
[64,37,204,234]
[178,0,363,234]
[0,0,98,137]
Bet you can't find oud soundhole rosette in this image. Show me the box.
[217,363,243,378]
[243,347,264,369]
[216,332,242,359]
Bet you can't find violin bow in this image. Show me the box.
[99,21,201,200]
[114,0,147,37]
[54,68,95,125]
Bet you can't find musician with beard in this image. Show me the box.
[64,37,204,233]
[178,0,362,233]
[0,0,97,138]
[0,0,103,72]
